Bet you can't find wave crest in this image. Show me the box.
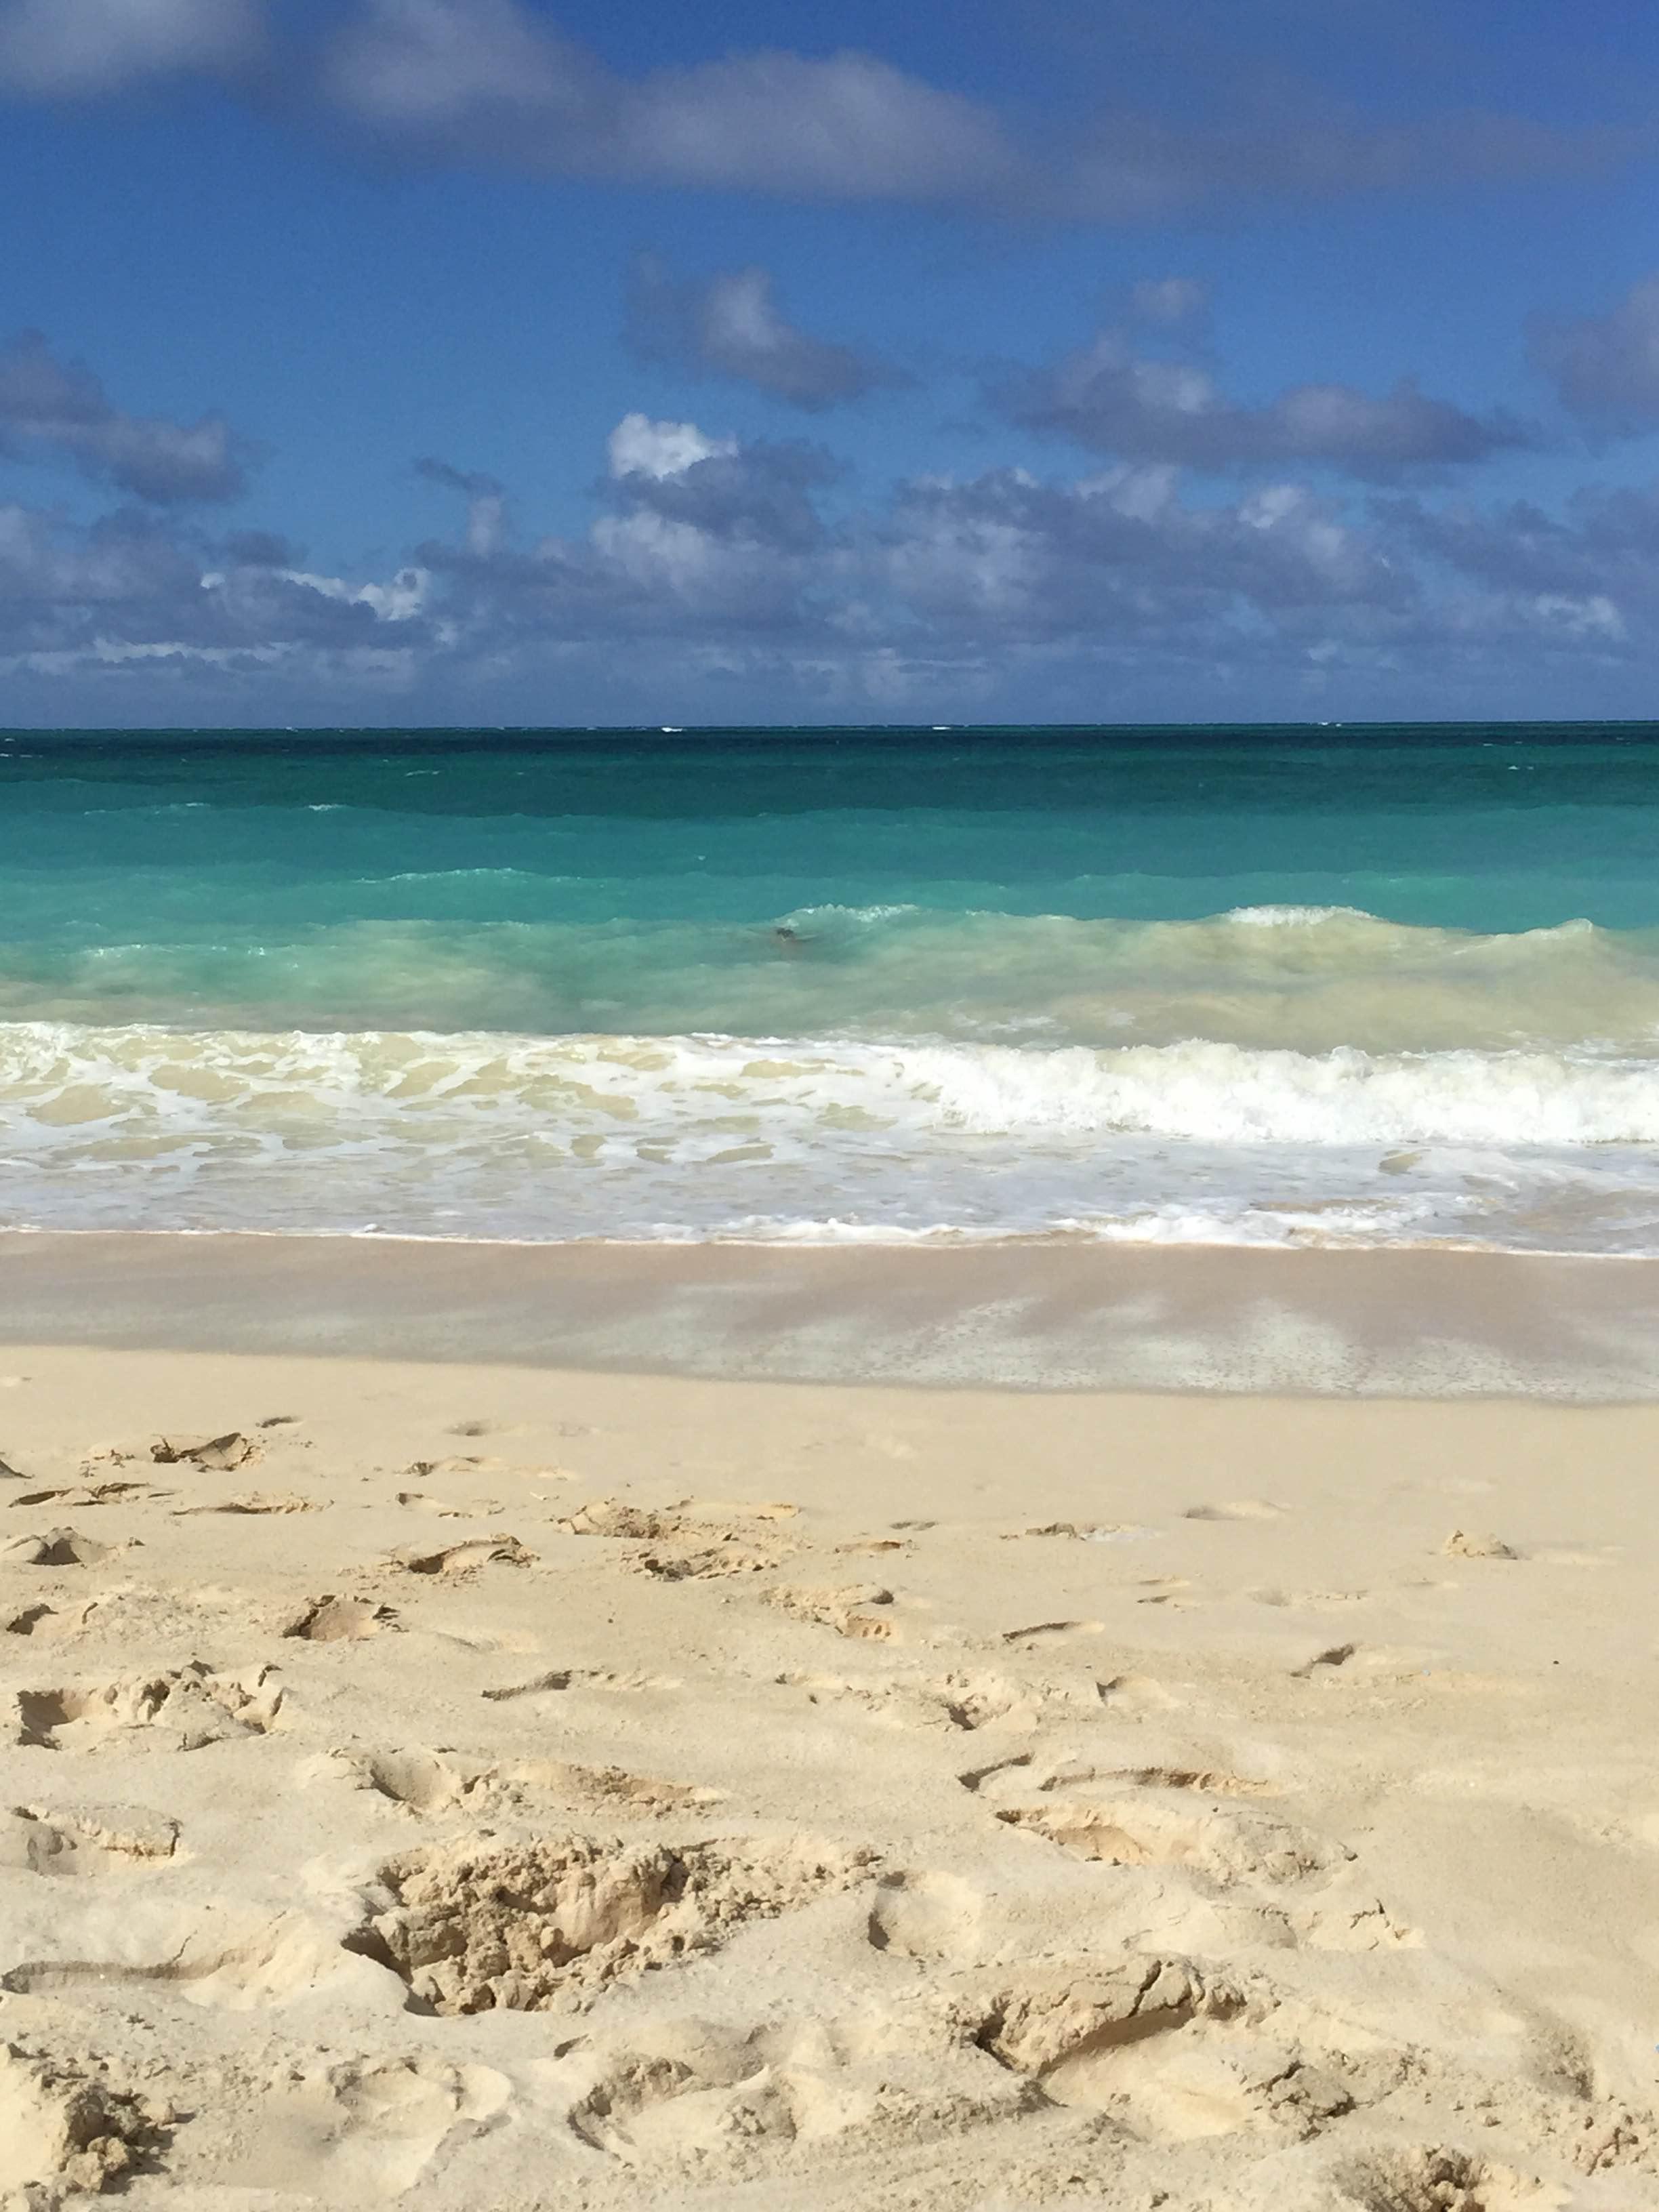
[3,1021,1658,1249]
[3,1022,1657,1148]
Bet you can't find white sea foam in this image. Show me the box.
[3,1019,1659,1252]
[907,1038,1659,1145]
[1220,904,1364,927]
[5,1022,1658,1147]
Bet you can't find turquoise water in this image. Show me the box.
[3,723,1659,1248]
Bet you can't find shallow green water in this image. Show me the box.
[3,723,1658,1247]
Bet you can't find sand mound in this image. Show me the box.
[369,1834,869,2014]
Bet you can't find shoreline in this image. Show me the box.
[5,1229,1659,1397]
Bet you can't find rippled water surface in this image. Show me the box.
[3,722,1658,1249]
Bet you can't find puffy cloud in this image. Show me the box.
[0,0,261,96]
[607,414,736,483]
[398,418,842,652]
[881,464,1409,651]
[1385,480,1659,626]
[5,384,1659,718]
[606,433,838,558]
[0,502,427,678]
[627,256,905,412]
[998,327,1532,479]
[0,331,253,502]
[1531,274,1659,430]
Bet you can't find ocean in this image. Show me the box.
[3,722,1659,1254]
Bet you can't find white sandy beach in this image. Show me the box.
[0,1266,1654,2207]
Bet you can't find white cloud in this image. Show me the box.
[0,329,253,502]
[323,0,588,126]
[1532,274,1659,429]
[628,257,905,411]
[1000,327,1532,478]
[5,365,1659,718]
[325,0,1020,205]
[607,413,737,482]
[0,0,1635,232]
[278,567,430,621]
[312,3,1647,222]
[0,0,261,95]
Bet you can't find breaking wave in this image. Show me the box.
[4,1019,1659,1251]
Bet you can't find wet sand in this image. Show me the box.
[0,1246,1654,2204]
[5,1231,1659,1396]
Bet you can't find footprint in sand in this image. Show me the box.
[975,1767,1415,1952]
[285,1596,400,1643]
[563,2036,801,2169]
[386,1536,535,1577]
[312,1746,469,1816]
[321,1744,720,1821]
[3,1528,121,1567]
[2,1904,373,2011]
[766,1583,898,1641]
[636,1544,777,1581]
[212,2057,510,2203]
[865,1868,989,1961]
[0,1802,182,1874]
[150,1433,262,1471]
[1135,1578,1196,1607]
[972,1957,1353,2139]
[1441,1529,1519,1560]
[1099,1672,1183,1712]
[14,1662,285,1751]
[556,1499,798,1576]
[558,1498,682,1540]
[4,1601,93,1640]
[558,2007,1031,2177]
[979,1774,1324,1877]
[393,1490,478,1517]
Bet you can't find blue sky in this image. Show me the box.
[4,0,1659,725]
